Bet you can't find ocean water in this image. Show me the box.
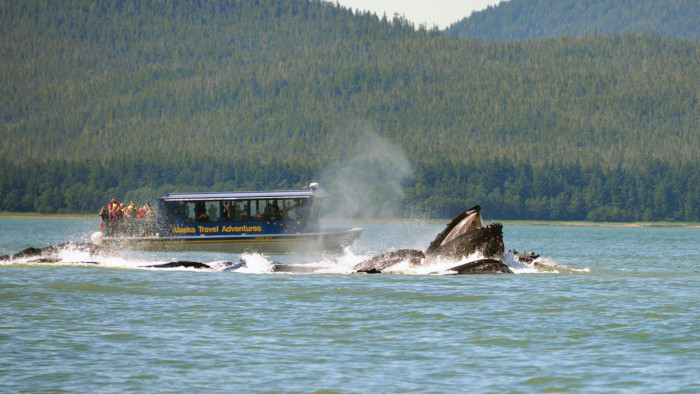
[1,217,699,392]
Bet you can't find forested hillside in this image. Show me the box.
[446,0,700,42]
[1,0,699,221]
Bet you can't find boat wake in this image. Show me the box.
[0,242,569,275]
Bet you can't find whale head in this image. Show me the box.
[425,205,485,254]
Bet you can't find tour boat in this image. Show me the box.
[91,183,362,253]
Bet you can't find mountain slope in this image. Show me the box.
[446,0,700,42]
[1,0,697,168]
[0,0,699,220]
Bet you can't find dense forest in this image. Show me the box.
[1,0,699,221]
[447,0,700,42]
[2,156,699,221]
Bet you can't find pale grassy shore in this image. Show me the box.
[2,212,699,228]
[319,216,700,228]
[494,219,700,228]
[0,212,94,219]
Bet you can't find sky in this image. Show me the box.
[329,0,504,29]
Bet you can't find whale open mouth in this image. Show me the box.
[352,206,513,274]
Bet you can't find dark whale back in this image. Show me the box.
[447,258,513,274]
[353,249,425,273]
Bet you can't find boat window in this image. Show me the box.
[224,200,249,222]
[185,202,197,223]
[279,199,303,221]
[249,200,264,221]
[196,202,209,222]
[179,197,309,224]
[262,199,276,221]
[234,201,249,222]
[206,201,221,222]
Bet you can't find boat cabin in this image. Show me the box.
[155,186,325,237]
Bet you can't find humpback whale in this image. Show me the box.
[353,206,514,274]
[0,243,100,264]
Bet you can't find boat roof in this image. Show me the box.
[161,190,315,202]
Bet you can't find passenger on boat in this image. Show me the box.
[108,203,121,220]
[253,210,264,221]
[264,202,275,220]
[99,206,109,220]
[284,201,292,220]
[198,203,209,221]
[223,202,230,219]
[106,199,120,230]
[98,206,109,232]
[137,202,156,236]
[112,203,126,234]
[240,204,249,221]
[208,203,219,220]
[124,203,137,234]
[99,197,158,237]
[284,200,298,220]
[232,202,243,221]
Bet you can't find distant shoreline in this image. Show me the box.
[494,220,700,229]
[0,212,94,220]
[2,212,699,228]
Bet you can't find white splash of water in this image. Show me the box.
[1,243,570,276]
[235,253,276,273]
[503,252,541,274]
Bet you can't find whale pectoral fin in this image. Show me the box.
[353,249,425,273]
